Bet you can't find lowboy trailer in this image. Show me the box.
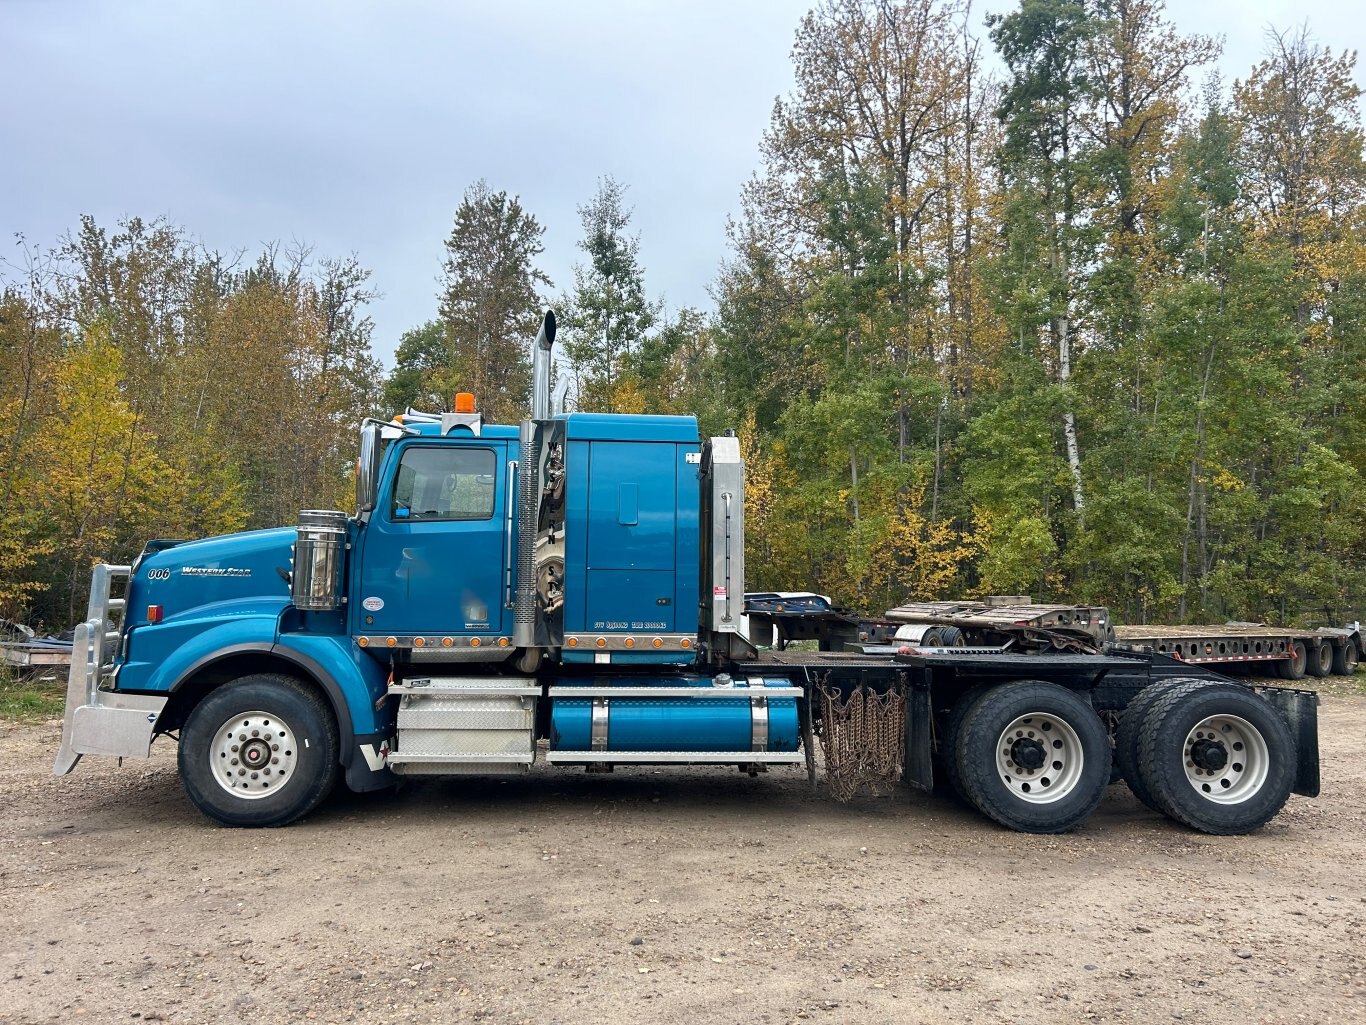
[55,312,1320,835]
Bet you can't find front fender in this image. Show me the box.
[123,614,286,695]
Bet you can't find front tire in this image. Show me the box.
[955,682,1111,834]
[1136,681,1295,835]
[178,673,339,827]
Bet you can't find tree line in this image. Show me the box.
[3,0,1364,630]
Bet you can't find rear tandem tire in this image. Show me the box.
[940,684,990,801]
[1135,680,1296,835]
[1331,640,1359,676]
[178,673,340,828]
[1115,679,1191,812]
[1307,640,1333,678]
[955,681,1111,834]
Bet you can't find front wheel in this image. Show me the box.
[178,673,340,827]
[955,682,1111,834]
[1136,681,1295,835]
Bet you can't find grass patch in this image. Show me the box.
[0,667,66,722]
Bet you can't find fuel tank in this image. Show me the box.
[549,675,799,754]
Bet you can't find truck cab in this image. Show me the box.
[54,312,781,827]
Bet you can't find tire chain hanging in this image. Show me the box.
[817,676,907,802]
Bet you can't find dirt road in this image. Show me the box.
[3,695,1365,1025]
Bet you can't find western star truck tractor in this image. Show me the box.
[54,312,1321,835]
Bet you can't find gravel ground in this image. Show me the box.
[2,688,1364,1025]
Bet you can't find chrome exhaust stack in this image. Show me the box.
[531,310,556,421]
[515,311,556,655]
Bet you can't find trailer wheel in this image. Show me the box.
[1115,680,1194,812]
[1276,641,1308,680]
[956,682,1111,834]
[1331,639,1358,676]
[1136,681,1295,835]
[1307,640,1333,678]
[938,627,966,648]
[178,673,339,828]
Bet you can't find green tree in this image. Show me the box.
[383,320,449,413]
[561,177,659,412]
[989,0,1104,520]
[437,180,551,421]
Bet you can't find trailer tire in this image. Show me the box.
[1307,640,1333,678]
[178,673,340,828]
[938,627,966,648]
[1331,639,1358,676]
[1115,679,1190,812]
[956,682,1111,834]
[1276,641,1308,680]
[1136,680,1295,835]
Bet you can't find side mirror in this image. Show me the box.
[356,421,383,517]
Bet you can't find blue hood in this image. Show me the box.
[127,527,296,627]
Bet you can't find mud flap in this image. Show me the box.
[1255,686,1320,797]
[345,733,397,792]
[903,668,933,793]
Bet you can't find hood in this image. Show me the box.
[126,527,297,627]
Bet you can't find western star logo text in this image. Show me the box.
[181,567,252,578]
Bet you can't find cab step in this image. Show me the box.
[391,676,536,776]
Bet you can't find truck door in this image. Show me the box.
[356,439,512,638]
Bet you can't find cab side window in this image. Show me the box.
[390,447,497,521]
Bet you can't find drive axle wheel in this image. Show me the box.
[939,684,989,801]
[956,682,1110,834]
[1115,679,1200,812]
[179,673,339,828]
[1136,681,1295,835]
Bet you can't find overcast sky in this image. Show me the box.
[2,0,1362,366]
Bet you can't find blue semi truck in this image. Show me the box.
[54,312,1320,835]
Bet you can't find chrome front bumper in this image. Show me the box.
[53,564,167,776]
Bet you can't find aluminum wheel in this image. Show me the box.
[210,710,298,800]
[995,712,1086,804]
[1182,714,1268,804]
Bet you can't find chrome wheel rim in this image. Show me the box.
[1182,714,1267,804]
[210,711,297,800]
[995,712,1085,804]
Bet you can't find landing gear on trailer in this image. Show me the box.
[178,673,340,828]
[953,681,1111,834]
